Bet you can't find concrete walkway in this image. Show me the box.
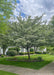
[0,62,54,75]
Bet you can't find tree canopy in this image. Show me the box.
[46,16,54,46]
[8,15,47,59]
[0,0,16,34]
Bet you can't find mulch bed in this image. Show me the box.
[7,58,43,62]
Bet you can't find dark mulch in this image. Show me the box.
[7,58,43,62]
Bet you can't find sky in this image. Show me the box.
[10,0,54,22]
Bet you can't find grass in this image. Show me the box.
[0,54,54,70]
[0,70,17,75]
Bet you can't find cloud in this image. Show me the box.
[42,0,54,11]
[13,0,54,21]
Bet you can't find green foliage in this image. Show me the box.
[43,52,46,54]
[6,50,17,56]
[19,52,35,55]
[16,47,20,54]
[46,16,54,46]
[8,15,47,59]
[8,15,46,48]
[35,51,46,54]
[9,48,16,50]
[19,52,25,55]
[30,48,34,52]
[0,34,11,55]
[50,52,54,55]
[1,55,4,58]
[35,52,42,54]
[30,52,35,54]
[37,57,42,61]
[40,46,45,50]
[8,47,20,54]
[0,0,16,34]
[47,46,54,54]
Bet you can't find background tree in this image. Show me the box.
[0,0,16,34]
[0,33,14,55]
[46,16,54,47]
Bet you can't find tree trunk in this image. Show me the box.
[27,47,30,60]
[34,46,36,53]
[3,49,5,55]
[17,51,19,55]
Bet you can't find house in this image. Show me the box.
[0,46,47,55]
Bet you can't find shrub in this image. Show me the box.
[6,50,17,56]
[1,55,4,58]
[50,51,54,55]
[8,48,16,50]
[43,52,46,54]
[24,52,27,55]
[37,57,42,61]
[30,48,34,52]
[35,52,42,54]
[8,47,20,55]
[30,52,35,54]
[19,52,25,55]
[19,52,35,55]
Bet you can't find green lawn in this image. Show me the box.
[0,70,17,75]
[0,54,54,70]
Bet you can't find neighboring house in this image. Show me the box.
[19,48,27,53]
[5,46,16,55]
[0,46,27,55]
[5,46,27,55]
[0,46,47,55]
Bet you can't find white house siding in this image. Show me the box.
[0,46,47,55]
[5,46,27,55]
[0,47,3,54]
[19,48,27,53]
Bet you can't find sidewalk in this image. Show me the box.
[0,62,54,75]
